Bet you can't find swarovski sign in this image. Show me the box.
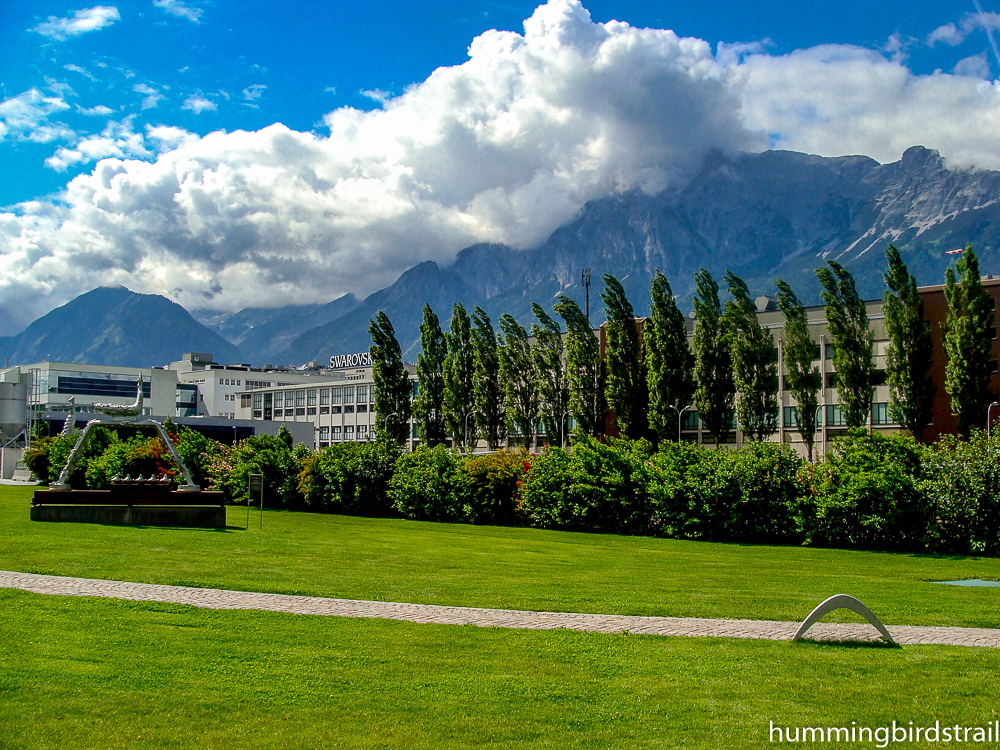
[329,352,373,369]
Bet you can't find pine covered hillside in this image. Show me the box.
[0,286,243,368]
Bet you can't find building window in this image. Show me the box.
[345,405,355,414]
[296,390,305,407]
[357,424,369,439]
[824,343,836,360]
[825,372,838,389]
[331,387,342,405]
[295,408,306,416]
[307,407,317,416]
[825,404,846,427]
[252,393,262,410]
[681,410,699,431]
[356,386,367,403]
[783,406,799,428]
[344,386,354,404]
[320,406,330,415]
[319,426,330,442]
[871,402,891,425]
[307,390,317,406]
[332,406,342,414]
[274,409,283,417]
[345,425,355,440]
[332,426,342,441]
[320,389,330,405]
[357,404,367,413]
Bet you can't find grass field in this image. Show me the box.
[3,486,1000,627]
[3,486,1000,748]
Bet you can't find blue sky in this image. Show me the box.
[0,0,999,331]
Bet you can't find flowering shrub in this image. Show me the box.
[206,432,309,508]
[462,449,530,525]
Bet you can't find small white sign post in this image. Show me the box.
[248,473,264,530]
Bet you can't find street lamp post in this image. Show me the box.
[988,402,999,438]
[670,402,695,443]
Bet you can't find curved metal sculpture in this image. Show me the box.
[49,376,199,492]
[92,378,144,417]
[793,594,896,645]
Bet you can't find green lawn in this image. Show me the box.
[4,589,1000,750]
[3,485,1000,627]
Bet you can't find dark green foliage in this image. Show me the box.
[462,449,530,525]
[84,433,176,488]
[601,274,649,439]
[775,280,821,460]
[816,261,874,428]
[530,303,569,446]
[943,245,995,437]
[723,271,777,442]
[919,432,1000,555]
[414,304,448,446]
[883,245,934,439]
[647,441,802,543]
[206,433,308,508]
[388,445,469,522]
[553,295,605,438]
[797,429,927,551]
[443,303,476,449]
[645,271,694,442]
[471,306,506,451]
[368,311,412,444]
[692,269,734,445]
[172,425,221,490]
[297,440,401,516]
[499,313,538,448]
[518,438,654,533]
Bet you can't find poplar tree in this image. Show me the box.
[692,268,734,446]
[944,244,995,437]
[645,271,694,442]
[443,302,476,449]
[531,303,569,446]
[368,310,412,445]
[723,271,778,442]
[499,314,538,449]
[883,244,934,439]
[554,295,605,438]
[816,260,874,429]
[775,280,820,460]
[601,274,649,439]
[413,304,448,446]
[471,306,506,451]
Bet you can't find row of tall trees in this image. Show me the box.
[369,243,995,452]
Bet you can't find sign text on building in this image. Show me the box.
[329,352,373,369]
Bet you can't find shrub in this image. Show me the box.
[389,445,469,522]
[726,441,805,543]
[797,429,926,551]
[206,433,309,508]
[647,441,738,541]
[462,449,529,525]
[298,440,401,516]
[171,426,221,489]
[919,431,1000,555]
[519,438,654,533]
[84,434,176,488]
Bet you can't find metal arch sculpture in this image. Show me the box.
[49,377,200,492]
[793,594,896,645]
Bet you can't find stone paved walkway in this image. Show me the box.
[4,570,999,648]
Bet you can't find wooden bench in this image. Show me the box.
[32,482,227,528]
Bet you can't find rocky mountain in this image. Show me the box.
[271,145,1000,362]
[0,286,243,368]
[193,293,359,365]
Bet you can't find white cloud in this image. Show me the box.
[44,117,152,171]
[181,94,216,114]
[77,104,115,116]
[63,63,97,81]
[133,83,165,109]
[3,0,1000,333]
[243,84,266,101]
[152,0,202,23]
[0,88,74,143]
[32,6,120,41]
[928,11,1000,46]
[955,52,992,78]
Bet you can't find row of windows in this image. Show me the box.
[317,424,369,444]
[56,376,151,399]
[680,403,897,432]
[250,387,374,410]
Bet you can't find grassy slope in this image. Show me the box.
[4,589,1000,750]
[3,486,1000,627]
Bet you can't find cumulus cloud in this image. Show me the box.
[3,0,1000,334]
[0,88,73,143]
[44,117,151,171]
[133,83,165,109]
[77,104,115,116]
[182,94,216,113]
[153,0,202,23]
[32,6,120,40]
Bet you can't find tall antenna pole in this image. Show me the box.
[582,268,592,321]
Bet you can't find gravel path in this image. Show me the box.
[4,570,999,648]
